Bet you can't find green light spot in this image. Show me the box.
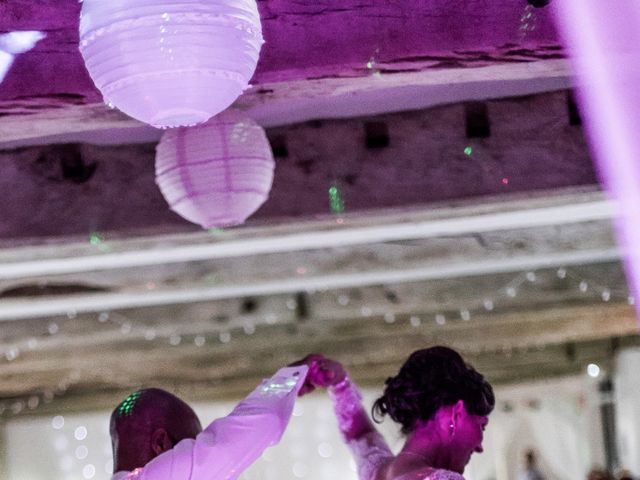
[366,60,374,69]
[89,232,103,246]
[117,391,142,417]
[464,146,473,156]
[208,228,225,236]
[89,232,110,251]
[329,185,345,214]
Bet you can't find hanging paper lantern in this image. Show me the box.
[155,109,275,228]
[79,0,263,128]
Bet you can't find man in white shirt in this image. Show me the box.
[110,364,309,480]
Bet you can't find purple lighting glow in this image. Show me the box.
[79,0,263,129]
[553,2,640,322]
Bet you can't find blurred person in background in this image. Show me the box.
[587,468,614,480]
[517,450,545,480]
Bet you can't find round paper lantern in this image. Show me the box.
[79,0,263,128]
[155,109,275,228]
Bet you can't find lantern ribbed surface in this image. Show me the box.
[155,109,275,228]
[79,0,263,128]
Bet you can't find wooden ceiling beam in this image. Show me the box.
[0,188,618,320]
[0,59,571,147]
[0,300,634,414]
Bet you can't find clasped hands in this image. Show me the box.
[289,354,346,396]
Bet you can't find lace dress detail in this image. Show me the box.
[395,468,465,480]
[346,431,394,480]
[329,378,393,480]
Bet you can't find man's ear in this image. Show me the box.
[150,428,173,456]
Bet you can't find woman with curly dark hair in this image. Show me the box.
[300,347,495,480]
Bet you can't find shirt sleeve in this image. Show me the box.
[138,365,309,480]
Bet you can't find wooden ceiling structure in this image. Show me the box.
[0,0,637,417]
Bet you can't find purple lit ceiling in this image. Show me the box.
[0,0,573,242]
[0,0,561,102]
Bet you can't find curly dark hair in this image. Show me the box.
[372,346,494,434]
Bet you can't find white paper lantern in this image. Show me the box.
[155,109,275,228]
[79,0,263,128]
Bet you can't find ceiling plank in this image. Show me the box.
[0,188,619,319]
[0,59,571,146]
[0,187,612,269]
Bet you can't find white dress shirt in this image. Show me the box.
[112,365,308,480]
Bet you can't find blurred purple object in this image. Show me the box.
[553,2,640,319]
[0,31,45,84]
[79,0,263,129]
[155,109,275,228]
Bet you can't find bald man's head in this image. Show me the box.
[110,388,202,473]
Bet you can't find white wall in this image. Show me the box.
[468,376,604,480]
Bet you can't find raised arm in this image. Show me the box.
[299,355,393,480]
[137,365,308,480]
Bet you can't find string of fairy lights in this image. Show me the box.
[0,174,631,417]
[0,267,620,480]
[0,253,632,420]
[519,4,538,39]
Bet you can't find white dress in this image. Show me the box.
[344,431,464,480]
[394,469,465,480]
